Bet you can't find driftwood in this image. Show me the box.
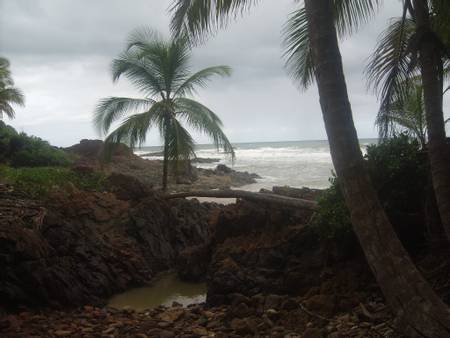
[165,189,318,210]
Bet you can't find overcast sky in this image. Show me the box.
[1,0,449,147]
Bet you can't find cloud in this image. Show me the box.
[3,0,447,147]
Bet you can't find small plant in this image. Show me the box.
[309,175,352,242]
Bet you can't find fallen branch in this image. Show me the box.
[165,189,318,210]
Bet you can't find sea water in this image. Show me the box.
[135,139,377,191]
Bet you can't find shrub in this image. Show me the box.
[365,134,426,213]
[311,135,427,242]
[0,166,106,198]
[0,122,71,167]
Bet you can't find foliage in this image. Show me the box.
[365,2,450,139]
[95,27,234,189]
[0,57,25,119]
[311,135,427,240]
[170,0,381,90]
[310,175,352,242]
[0,166,106,198]
[365,134,427,213]
[377,82,427,147]
[0,121,70,167]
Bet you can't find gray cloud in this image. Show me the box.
[1,0,448,147]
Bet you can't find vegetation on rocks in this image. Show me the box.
[0,166,106,197]
[0,121,70,167]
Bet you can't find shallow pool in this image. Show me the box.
[108,273,206,311]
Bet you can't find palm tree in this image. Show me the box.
[170,1,450,336]
[94,28,234,191]
[376,81,428,147]
[0,57,25,119]
[365,0,450,241]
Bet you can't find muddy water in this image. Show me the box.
[108,273,206,311]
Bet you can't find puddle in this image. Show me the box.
[108,273,206,311]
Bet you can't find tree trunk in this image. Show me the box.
[304,0,450,336]
[162,135,169,192]
[413,0,450,242]
[165,189,318,210]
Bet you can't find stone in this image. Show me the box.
[302,328,322,338]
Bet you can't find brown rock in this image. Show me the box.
[302,328,322,338]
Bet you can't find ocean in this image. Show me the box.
[135,139,378,191]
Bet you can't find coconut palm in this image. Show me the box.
[365,0,450,241]
[94,28,234,191]
[0,57,25,119]
[170,1,450,336]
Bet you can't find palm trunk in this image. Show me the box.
[304,0,450,336]
[162,133,169,192]
[413,0,450,242]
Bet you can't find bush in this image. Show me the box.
[310,175,353,243]
[311,135,427,242]
[0,166,106,197]
[0,121,71,167]
[365,135,426,213]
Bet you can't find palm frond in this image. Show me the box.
[164,117,196,162]
[174,65,231,96]
[333,0,382,36]
[175,97,235,160]
[0,87,25,119]
[282,7,314,90]
[104,107,164,149]
[94,97,155,135]
[169,0,259,43]
[283,1,380,90]
[111,50,166,97]
[366,13,417,139]
[0,102,15,119]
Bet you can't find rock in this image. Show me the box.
[106,172,153,200]
[230,318,253,335]
[303,295,336,316]
[158,308,185,322]
[302,328,322,338]
[231,302,251,317]
[54,330,73,337]
[282,298,298,311]
[0,188,216,309]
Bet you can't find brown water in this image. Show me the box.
[108,273,206,311]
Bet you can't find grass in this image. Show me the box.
[0,165,106,198]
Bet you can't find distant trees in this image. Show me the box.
[0,57,24,119]
[94,28,234,191]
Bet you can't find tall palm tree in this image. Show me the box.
[170,1,450,336]
[94,28,234,191]
[366,0,450,241]
[0,57,25,119]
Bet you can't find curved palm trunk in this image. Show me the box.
[304,0,450,336]
[413,0,450,242]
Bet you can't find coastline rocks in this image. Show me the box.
[65,140,261,191]
[0,186,218,309]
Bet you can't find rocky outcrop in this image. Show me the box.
[65,140,261,191]
[0,183,217,309]
[206,200,372,307]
